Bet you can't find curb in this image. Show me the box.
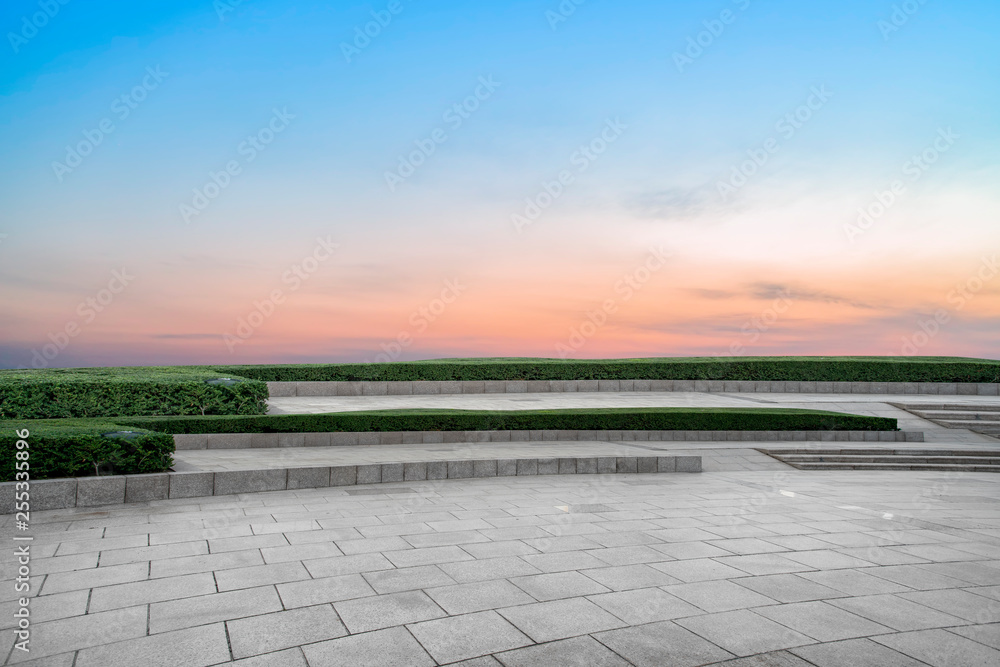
[173,429,924,450]
[1,455,701,513]
[268,380,1000,397]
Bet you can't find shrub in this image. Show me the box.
[208,356,1000,383]
[1,420,174,482]
[119,407,897,434]
[0,367,269,420]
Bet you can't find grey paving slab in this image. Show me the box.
[587,587,703,624]
[0,590,89,630]
[498,597,627,642]
[276,574,375,609]
[39,561,148,595]
[949,623,1000,650]
[408,610,532,664]
[650,557,748,582]
[510,570,611,601]
[797,569,913,595]
[581,564,681,591]
[593,620,736,667]
[666,579,779,612]
[302,552,395,578]
[496,635,630,667]
[874,628,1000,666]
[230,648,309,667]
[226,605,347,659]
[676,608,815,656]
[88,572,216,612]
[215,561,311,591]
[791,637,930,666]
[899,589,1000,622]
[731,573,847,603]
[754,600,895,641]
[425,579,535,615]
[334,590,446,633]
[7,606,148,663]
[828,593,971,630]
[362,564,456,594]
[302,627,434,667]
[440,556,540,583]
[10,467,1000,665]
[74,623,230,667]
[149,585,283,634]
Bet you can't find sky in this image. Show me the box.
[1,0,998,369]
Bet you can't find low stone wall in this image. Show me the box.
[268,380,1000,397]
[174,429,924,450]
[0,455,701,512]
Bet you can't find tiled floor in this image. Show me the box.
[3,470,999,665]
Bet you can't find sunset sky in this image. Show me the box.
[1,0,998,368]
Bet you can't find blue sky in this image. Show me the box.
[1,0,998,367]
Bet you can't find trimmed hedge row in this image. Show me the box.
[0,368,269,420]
[118,407,898,434]
[2,421,174,482]
[208,356,1000,383]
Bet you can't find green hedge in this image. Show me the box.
[208,356,1000,383]
[118,407,897,434]
[0,367,269,420]
[1,421,174,482]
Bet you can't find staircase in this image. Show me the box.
[760,448,1000,472]
[893,403,1000,439]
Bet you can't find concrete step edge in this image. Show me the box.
[268,381,1000,397]
[173,430,922,450]
[0,455,702,513]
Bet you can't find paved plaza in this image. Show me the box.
[4,389,999,665]
[3,468,1000,666]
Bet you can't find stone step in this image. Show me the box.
[173,429,923,450]
[782,462,1000,472]
[778,455,1000,465]
[912,412,1000,421]
[760,447,1000,472]
[927,421,1000,433]
[901,404,1000,412]
[764,447,995,457]
[0,455,701,512]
